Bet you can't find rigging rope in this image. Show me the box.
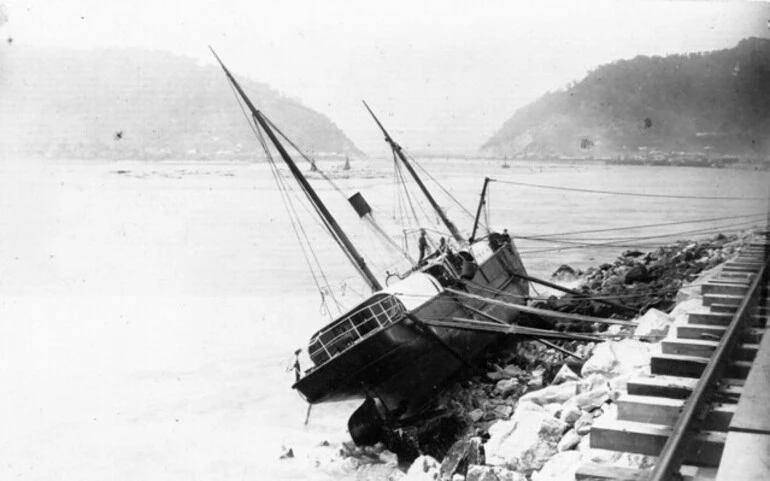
[490,179,767,201]
[255,124,346,317]
[406,152,476,220]
[516,212,768,239]
[515,215,766,246]
[520,218,763,254]
[225,79,346,317]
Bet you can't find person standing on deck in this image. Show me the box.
[438,237,448,255]
[418,229,428,263]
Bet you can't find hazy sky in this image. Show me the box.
[1,0,768,154]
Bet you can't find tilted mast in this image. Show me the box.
[362,101,465,244]
[210,48,382,292]
[470,177,491,244]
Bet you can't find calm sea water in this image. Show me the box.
[0,158,768,480]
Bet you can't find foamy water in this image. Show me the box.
[0,158,768,480]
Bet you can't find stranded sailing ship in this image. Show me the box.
[211,50,530,445]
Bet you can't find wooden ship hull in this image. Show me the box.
[209,51,531,445]
[293,241,529,430]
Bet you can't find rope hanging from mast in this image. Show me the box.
[210,47,383,294]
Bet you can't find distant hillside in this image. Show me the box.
[482,37,770,159]
[0,46,361,160]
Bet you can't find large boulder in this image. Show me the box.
[633,308,672,342]
[556,429,582,452]
[485,402,567,474]
[487,364,526,381]
[466,464,527,481]
[440,436,483,480]
[495,378,520,397]
[552,264,581,282]
[559,402,582,425]
[355,463,406,481]
[531,450,582,481]
[404,455,441,481]
[519,381,579,406]
[551,364,580,385]
[624,264,649,284]
[581,340,653,378]
[570,386,610,411]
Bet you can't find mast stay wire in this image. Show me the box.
[519,218,763,254]
[405,151,477,221]
[515,213,766,245]
[255,124,346,317]
[490,178,768,201]
[225,79,347,317]
[265,115,420,268]
[515,212,768,240]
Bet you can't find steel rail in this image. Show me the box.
[649,245,770,480]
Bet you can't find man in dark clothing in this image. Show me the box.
[291,349,302,382]
[418,229,428,263]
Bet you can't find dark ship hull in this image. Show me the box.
[293,240,528,424]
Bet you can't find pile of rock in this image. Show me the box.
[287,230,757,480]
[538,232,747,319]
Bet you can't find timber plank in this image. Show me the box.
[716,272,753,279]
[687,312,733,325]
[702,283,749,296]
[617,394,734,430]
[661,339,758,361]
[709,303,738,313]
[721,266,761,273]
[703,294,745,306]
[651,354,751,379]
[590,419,726,466]
[626,375,743,400]
[677,324,764,344]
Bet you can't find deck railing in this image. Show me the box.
[308,295,406,365]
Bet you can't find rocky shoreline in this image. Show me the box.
[290,229,758,481]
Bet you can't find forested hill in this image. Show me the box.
[482,37,770,159]
[0,46,361,160]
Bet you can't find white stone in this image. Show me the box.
[485,401,567,473]
[668,298,706,320]
[551,364,580,385]
[495,378,519,397]
[356,462,406,481]
[581,340,653,378]
[531,451,582,481]
[571,386,609,411]
[468,408,485,423]
[556,429,582,452]
[404,455,441,481]
[466,464,526,481]
[379,449,399,466]
[559,402,582,425]
[633,308,672,342]
[579,373,610,392]
[519,381,578,406]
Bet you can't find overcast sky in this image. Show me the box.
[1,0,768,155]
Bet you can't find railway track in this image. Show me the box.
[575,233,770,481]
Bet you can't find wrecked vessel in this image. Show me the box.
[211,50,529,445]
